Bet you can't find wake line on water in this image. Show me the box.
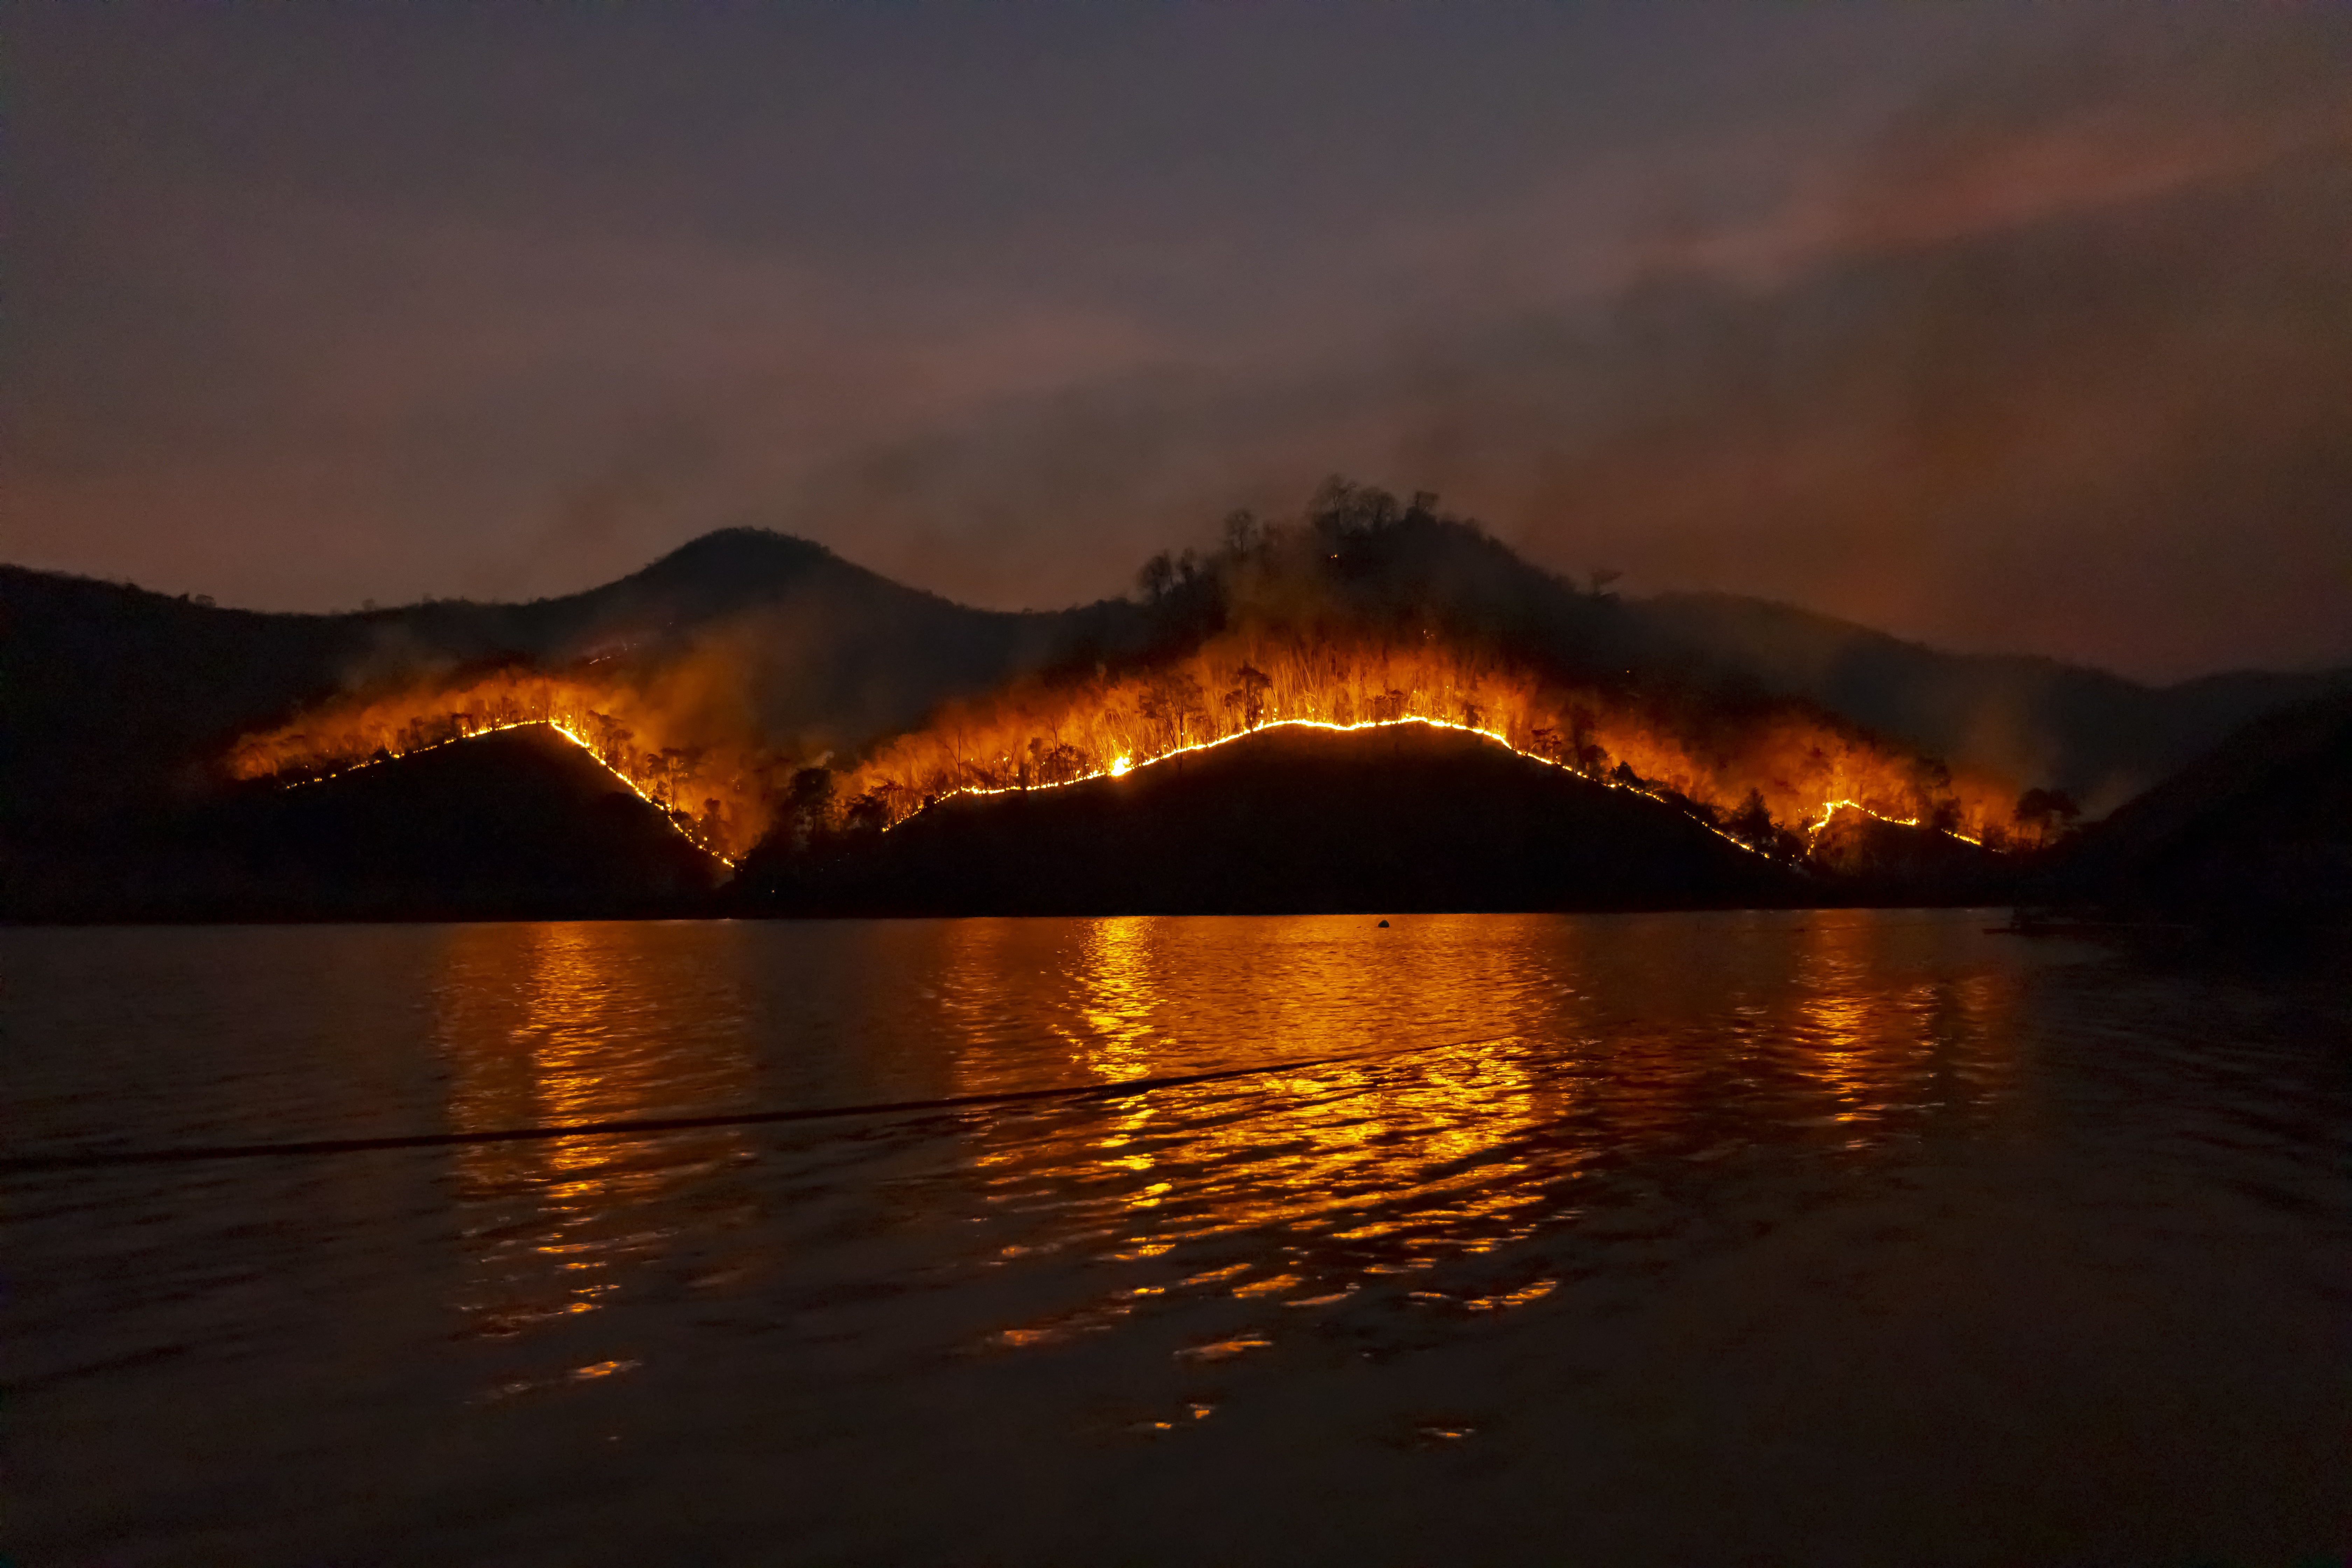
[0,1035,1504,1174]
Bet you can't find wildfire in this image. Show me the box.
[821,631,2021,856]
[1806,798,1986,849]
[225,620,2032,873]
[225,669,768,862]
[289,718,737,866]
[923,714,1792,856]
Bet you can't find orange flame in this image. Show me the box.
[224,668,771,863]
[828,630,2014,850]
[226,630,2020,869]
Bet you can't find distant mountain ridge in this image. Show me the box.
[5,518,2341,858]
[1630,592,2347,814]
[2049,688,2352,922]
[0,530,1136,838]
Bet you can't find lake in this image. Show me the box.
[6,911,2347,1563]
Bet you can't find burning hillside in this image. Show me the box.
[741,720,1807,916]
[224,667,778,863]
[222,485,2054,876]
[823,630,2017,855]
[813,487,2029,858]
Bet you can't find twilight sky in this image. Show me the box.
[7,2,2349,680]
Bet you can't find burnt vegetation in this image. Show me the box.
[4,481,2344,923]
[765,482,2043,882]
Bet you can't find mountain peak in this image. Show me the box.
[632,528,844,584]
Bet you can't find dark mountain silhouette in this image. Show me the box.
[1632,593,2345,815]
[2049,689,2352,926]
[7,493,2341,923]
[1,531,1134,841]
[4,727,724,923]
[1804,811,2008,905]
[11,510,2332,844]
[735,723,1806,917]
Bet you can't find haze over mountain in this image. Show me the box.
[14,7,2350,680]
[2051,688,2352,925]
[6,504,2340,852]
[2,532,1120,841]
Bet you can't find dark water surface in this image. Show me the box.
[6,912,2347,1564]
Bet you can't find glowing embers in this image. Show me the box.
[225,667,765,862]
[901,714,1780,863]
[1807,797,1986,849]
[306,719,733,866]
[828,632,2020,855]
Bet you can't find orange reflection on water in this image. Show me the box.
[1075,917,1159,1083]
[1798,917,1880,1124]
[947,917,1572,1320]
[434,924,756,1352]
[408,913,2025,1364]
[935,913,2027,1346]
[1795,914,2019,1132]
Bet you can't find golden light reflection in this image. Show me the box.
[434,923,756,1354]
[948,917,1572,1338]
[1798,918,1879,1124]
[1074,917,1159,1084]
[407,913,2025,1370]
[1794,915,2019,1132]
[940,913,2025,1350]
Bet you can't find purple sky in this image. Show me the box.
[8,3,2349,680]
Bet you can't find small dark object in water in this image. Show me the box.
[1378,919,1390,927]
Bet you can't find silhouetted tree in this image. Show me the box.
[1569,708,1609,775]
[1136,552,1175,602]
[844,790,890,836]
[1230,664,1273,728]
[1729,788,1773,846]
[657,747,690,807]
[786,766,835,849]
[1139,669,1206,744]
[1906,755,1952,807]
[2014,787,2081,845]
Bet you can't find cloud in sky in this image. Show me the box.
[6,2,2347,680]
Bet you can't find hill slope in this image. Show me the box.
[2,727,726,922]
[2053,690,2352,923]
[1633,593,2346,814]
[8,508,2339,861]
[0,530,1130,839]
[737,723,1806,917]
